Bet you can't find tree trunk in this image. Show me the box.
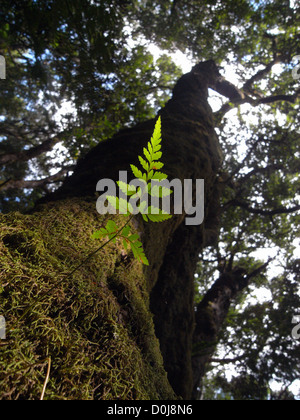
[191,269,249,399]
[0,61,224,400]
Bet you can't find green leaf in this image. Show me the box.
[118,198,131,214]
[148,213,172,222]
[92,116,167,267]
[152,151,162,161]
[149,184,172,198]
[138,200,148,213]
[148,169,154,180]
[138,155,149,172]
[107,196,132,215]
[150,116,162,151]
[130,240,149,265]
[146,206,172,222]
[151,171,168,181]
[106,220,118,233]
[117,180,136,196]
[91,229,106,239]
[150,161,164,170]
[127,201,134,215]
[143,147,152,164]
[147,141,153,156]
[121,225,131,237]
[106,195,118,211]
[152,144,161,152]
[130,164,144,179]
[142,213,149,222]
[128,233,140,242]
[109,235,117,244]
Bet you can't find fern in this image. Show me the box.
[20,118,170,318]
[93,116,172,265]
[92,218,149,265]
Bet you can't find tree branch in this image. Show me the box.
[254,89,300,105]
[0,136,61,165]
[242,59,279,93]
[226,198,300,216]
[219,136,265,185]
[0,166,75,192]
[211,355,245,365]
[214,87,300,121]
[238,164,284,185]
[213,58,300,121]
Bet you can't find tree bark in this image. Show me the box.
[44,60,223,398]
[1,61,226,399]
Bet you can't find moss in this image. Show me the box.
[0,199,176,400]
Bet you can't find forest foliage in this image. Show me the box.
[0,0,299,399]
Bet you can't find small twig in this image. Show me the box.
[224,199,300,216]
[40,357,51,401]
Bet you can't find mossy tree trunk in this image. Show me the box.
[0,61,228,400]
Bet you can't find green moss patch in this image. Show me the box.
[0,199,175,400]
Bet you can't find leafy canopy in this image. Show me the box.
[0,0,300,398]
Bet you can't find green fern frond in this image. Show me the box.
[93,116,172,266]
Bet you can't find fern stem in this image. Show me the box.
[40,357,51,401]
